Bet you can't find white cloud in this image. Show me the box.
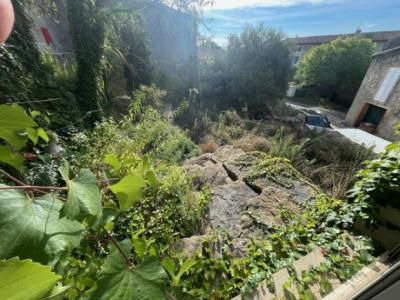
[208,0,332,10]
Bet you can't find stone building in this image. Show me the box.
[345,46,400,141]
[289,30,400,65]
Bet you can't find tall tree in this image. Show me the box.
[295,37,377,106]
[226,24,292,117]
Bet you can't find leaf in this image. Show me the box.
[61,168,102,222]
[0,257,61,300]
[31,110,42,118]
[161,257,176,279]
[0,189,84,265]
[0,104,37,150]
[27,127,39,145]
[91,240,167,300]
[146,170,160,192]
[110,173,147,210]
[0,145,23,171]
[176,258,196,282]
[38,128,49,143]
[104,153,121,174]
[41,285,70,300]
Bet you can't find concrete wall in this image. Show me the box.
[345,47,400,141]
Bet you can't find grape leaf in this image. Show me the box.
[110,173,147,210]
[0,257,61,300]
[0,145,23,171]
[104,153,121,174]
[0,104,38,150]
[0,189,84,265]
[60,167,102,222]
[91,240,167,300]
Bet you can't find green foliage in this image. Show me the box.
[0,257,62,300]
[268,128,309,167]
[91,240,168,300]
[296,37,377,105]
[0,104,49,171]
[60,165,102,223]
[226,24,292,116]
[347,142,400,214]
[162,257,197,287]
[72,106,199,171]
[235,152,306,189]
[178,195,375,299]
[110,173,147,210]
[0,189,84,265]
[0,0,42,102]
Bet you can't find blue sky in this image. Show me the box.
[203,0,400,45]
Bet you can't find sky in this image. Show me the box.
[203,0,400,45]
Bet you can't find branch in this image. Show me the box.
[0,169,26,186]
[0,186,68,191]
[106,231,134,267]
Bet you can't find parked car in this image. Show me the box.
[300,112,332,132]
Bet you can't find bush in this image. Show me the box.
[71,107,200,171]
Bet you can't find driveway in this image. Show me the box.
[285,99,391,154]
[285,99,347,129]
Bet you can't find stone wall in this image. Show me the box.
[345,47,400,141]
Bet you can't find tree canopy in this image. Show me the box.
[226,25,292,117]
[295,36,377,105]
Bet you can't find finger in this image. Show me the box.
[0,0,15,43]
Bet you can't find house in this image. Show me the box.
[289,30,400,65]
[345,43,400,141]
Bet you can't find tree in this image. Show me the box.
[226,24,292,117]
[295,37,377,106]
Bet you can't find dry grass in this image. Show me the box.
[234,133,270,152]
[200,136,219,153]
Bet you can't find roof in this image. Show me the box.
[373,45,400,58]
[289,31,400,45]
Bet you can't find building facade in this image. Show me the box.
[345,46,400,141]
[289,30,400,65]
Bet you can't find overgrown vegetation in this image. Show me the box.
[0,1,399,299]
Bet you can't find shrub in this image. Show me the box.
[70,107,200,171]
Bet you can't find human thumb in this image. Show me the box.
[0,0,14,43]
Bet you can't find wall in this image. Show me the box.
[140,2,197,70]
[30,2,197,71]
[345,47,400,141]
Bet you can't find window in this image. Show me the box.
[374,67,400,103]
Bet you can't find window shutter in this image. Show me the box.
[374,67,400,103]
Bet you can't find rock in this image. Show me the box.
[185,153,216,166]
[184,161,231,188]
[212,146,246,165]
[209,182,258,237]
[245,186,299,227]
[252,178,316,204]
[174,235,207,257]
